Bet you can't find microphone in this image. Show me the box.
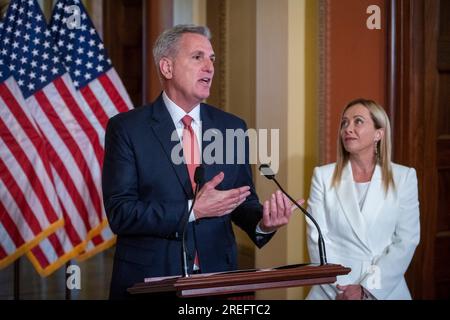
[182,165,204,277]
[258,164,327,265]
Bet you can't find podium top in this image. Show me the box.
[128,263,351,298]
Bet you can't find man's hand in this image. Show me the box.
[193,172,251,219]
[336,284,364,300]
[258,191,304,233]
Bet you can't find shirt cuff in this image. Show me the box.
[256,220,275,234]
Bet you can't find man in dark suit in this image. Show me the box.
[102,24,297,299]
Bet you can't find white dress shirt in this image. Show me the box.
[163,92,201,222]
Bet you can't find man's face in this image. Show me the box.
[162,33,215,111]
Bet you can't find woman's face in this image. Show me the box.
[340,104,382,158]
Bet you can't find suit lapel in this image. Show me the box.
[149,95,192,198]
[335,163,369,248]
[200,104,221,183]
[361,165,384,229]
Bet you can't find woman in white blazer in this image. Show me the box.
[306,99,420,300]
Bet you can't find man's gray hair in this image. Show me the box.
[153,24,211,71]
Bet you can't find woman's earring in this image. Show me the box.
[374,140,379,157]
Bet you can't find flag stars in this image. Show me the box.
[51,67,59,75]
[39,75,47,83]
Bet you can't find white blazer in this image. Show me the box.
[306,162,420,300]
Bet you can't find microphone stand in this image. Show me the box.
[259,164,327,265]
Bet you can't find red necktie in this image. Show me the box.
[181,115,201,270]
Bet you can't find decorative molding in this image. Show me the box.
[318,0,330,164]
[218,0,227,110]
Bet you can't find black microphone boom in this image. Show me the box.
[258,164,327,265]
[181,165,204,277]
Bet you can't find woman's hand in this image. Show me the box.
[336,284,364,300]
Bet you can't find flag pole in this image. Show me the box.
[14,258,20,300]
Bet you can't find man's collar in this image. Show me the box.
[162,92,201,125]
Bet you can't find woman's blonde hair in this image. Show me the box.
[331,98,395,193]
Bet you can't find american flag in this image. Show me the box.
[0,0,107,276]
[0,21,64,270]
[49,0,133,260]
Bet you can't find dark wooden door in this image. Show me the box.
[389,0,450,299]
[103,0,143,107]
[427,0,450,299]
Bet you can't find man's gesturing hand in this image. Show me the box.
[259,191,304,233]
[193,172,251,219]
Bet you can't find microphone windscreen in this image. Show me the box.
[258,164,275,180]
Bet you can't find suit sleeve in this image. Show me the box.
[359,168,420,299]
[102,116,187,238]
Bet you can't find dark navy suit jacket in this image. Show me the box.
[102,95,273,299]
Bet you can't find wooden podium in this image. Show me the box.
[128,263,350,298]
